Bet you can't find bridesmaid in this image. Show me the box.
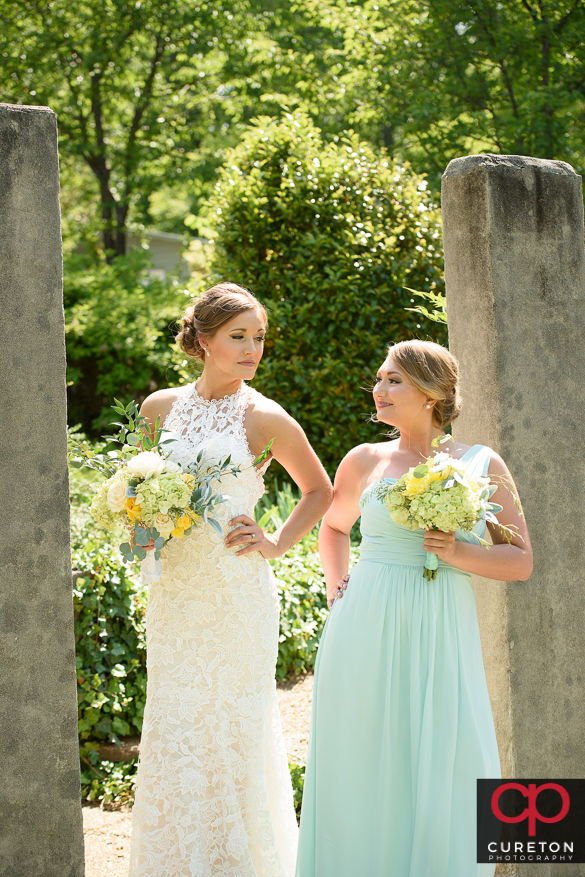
[296,339,532,877]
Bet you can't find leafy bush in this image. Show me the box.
[81,757,138,809]
[64,249,197,435]
[206,111,447,478]
[289,762,305,823]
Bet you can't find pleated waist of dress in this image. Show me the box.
[358,535,472,578]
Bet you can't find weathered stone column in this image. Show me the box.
[443,154,585,877]
[0,105,84,875]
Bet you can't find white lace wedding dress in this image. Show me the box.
[128,382,298,877]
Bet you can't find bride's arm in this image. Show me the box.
[423,452,533,581]
[226,404,333,559]
[138,390,180,442]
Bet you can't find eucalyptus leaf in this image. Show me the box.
[119,542,132,554]
[154,550,161,560]
[125,486,137,497]
[251,437,274,468]
[126,434,140,446]
[154,537,165,550]
[207,516,224,536]
[134,527,148,546]
[133,545,147,560]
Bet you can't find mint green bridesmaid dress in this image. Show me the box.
[296,445,500,877]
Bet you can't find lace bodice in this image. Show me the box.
[164,382,270,520]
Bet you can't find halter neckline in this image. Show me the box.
[190,380,247,407]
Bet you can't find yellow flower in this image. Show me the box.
[181,474,195,488]
[404,473,431,497]
[125,497,142,522]
[171,512,198,539]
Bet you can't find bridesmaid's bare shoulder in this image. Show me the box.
[335,441,398,486]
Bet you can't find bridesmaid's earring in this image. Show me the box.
[206,349,210,357]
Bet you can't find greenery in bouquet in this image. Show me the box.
[69,398,271,568]
[379,440,520,581]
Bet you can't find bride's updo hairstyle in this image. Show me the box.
[388,339,462,428]
[177,282,268,361]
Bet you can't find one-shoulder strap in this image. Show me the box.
[459,443,493,479]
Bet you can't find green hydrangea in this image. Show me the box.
[383,477,481,533]
[90,475,121,531]
[134,472,192,521]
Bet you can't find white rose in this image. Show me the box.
[106,476,129,512]
[162,459,181,474]
[127,451,166,480]
[152,512,175,538]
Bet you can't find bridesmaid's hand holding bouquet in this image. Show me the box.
[378,439,521,580]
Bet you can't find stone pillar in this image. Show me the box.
[443,154,585,877]
[0,105,84,875]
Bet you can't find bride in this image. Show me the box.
[128,282,332,877]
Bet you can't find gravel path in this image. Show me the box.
[83,673,314,877]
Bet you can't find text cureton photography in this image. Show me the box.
[477,780,585,864]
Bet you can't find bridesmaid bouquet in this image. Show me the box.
[379,447,508,580]
[69,398,272,570]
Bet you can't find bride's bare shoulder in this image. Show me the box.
[140,385,190,425]
[246,388,299,428]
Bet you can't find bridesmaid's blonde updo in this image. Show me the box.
[177,282,268,361]
[388,339,462,428]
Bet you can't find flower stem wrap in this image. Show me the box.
[378,448,508,581]
[423,549,439,581]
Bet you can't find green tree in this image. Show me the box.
[0,0,266,256]
[0,0,357,251]
[206,111,446,478]
[301,0,585,186]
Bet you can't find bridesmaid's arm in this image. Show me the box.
[423,452,533,581]
[319,447,372,607]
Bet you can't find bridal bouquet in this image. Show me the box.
[69,398,272,571]
[378,443,510,580]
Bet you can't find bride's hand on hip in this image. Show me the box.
[225,515,280,559]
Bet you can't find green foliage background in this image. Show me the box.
[206,112,447,478]
[64,249,197,433]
